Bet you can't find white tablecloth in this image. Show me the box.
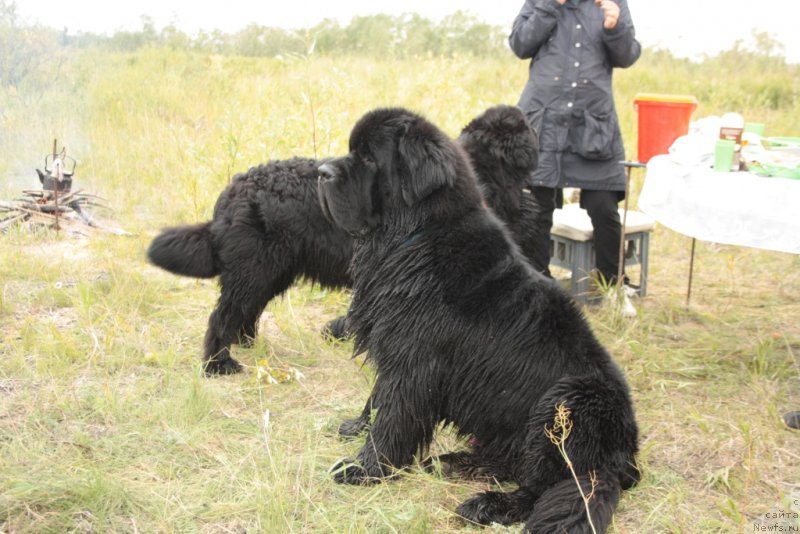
[638,155,800,254]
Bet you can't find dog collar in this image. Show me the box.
[400,229,428,248]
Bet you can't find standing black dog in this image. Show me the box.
[318,107,639,533]
[147,157,352,375]
[147,106,540,375]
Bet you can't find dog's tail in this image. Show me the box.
[525,470,622,534]
[147,222,219,278]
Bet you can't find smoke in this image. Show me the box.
[1,131,48,196]
[1,104,91,198]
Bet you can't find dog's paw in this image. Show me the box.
[425,453,464,478]
[203,357,243,376]
[321,316,351,342]
[338,414,369,439]
[237,336,256,349]
[429,451,506,481]
[330,459,376,485]
[455,491,515,526]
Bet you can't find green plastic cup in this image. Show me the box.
[744,122,765,136]
[713,139,736,172]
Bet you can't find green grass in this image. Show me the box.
[1,49,799,532]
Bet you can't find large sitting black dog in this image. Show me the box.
[318,108,639,533]
[147,106,540,375]
[337,104,543,436]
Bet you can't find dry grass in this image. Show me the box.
[1,50,799,533]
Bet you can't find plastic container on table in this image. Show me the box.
[633,93,698,164]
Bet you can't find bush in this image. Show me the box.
[0,1,64,88]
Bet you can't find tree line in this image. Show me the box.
[100,12,510,59]
[2,0,796,109]
[1,1,510,87]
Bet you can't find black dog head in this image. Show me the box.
[457,105,538,220]
[318,107,479,235]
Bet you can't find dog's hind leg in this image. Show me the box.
[456,376,637,530]
[203,286,249,375]
[203,266,294,375]
[513,376,638,533]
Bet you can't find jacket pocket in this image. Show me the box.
[526,108,566,153]
[571,110,617,160]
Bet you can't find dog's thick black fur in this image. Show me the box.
[147,157,353,374]
[338,104,544,436]
[147,106,540,376]
[458,105,544,257]
[318,107,639,533]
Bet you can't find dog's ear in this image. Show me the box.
[396,118,456,206]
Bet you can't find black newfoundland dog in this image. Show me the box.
[338,105,546,436]
[147,157,353,375]
[317,108,639,533]
[147,106,540,375]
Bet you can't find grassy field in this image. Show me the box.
[1,49,799,533]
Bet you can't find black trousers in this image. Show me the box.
[529,187,624,284]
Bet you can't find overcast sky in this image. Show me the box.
[14,0,800,63]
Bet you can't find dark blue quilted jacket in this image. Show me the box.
[509,0,640,190]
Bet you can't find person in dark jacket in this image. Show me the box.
[509,0,641,312]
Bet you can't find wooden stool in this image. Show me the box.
[550,205,655,303]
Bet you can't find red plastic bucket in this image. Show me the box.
[633,93,698,163]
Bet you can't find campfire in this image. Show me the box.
[0,141,131,236]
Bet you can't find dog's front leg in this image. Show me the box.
[332,381,435,485]
[338,392,374,438]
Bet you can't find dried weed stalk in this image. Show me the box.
[544,402,599,534]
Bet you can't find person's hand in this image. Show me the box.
[556,0,568,5]
[595,0,620,29]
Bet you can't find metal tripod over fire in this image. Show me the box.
[0,140,126,235]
